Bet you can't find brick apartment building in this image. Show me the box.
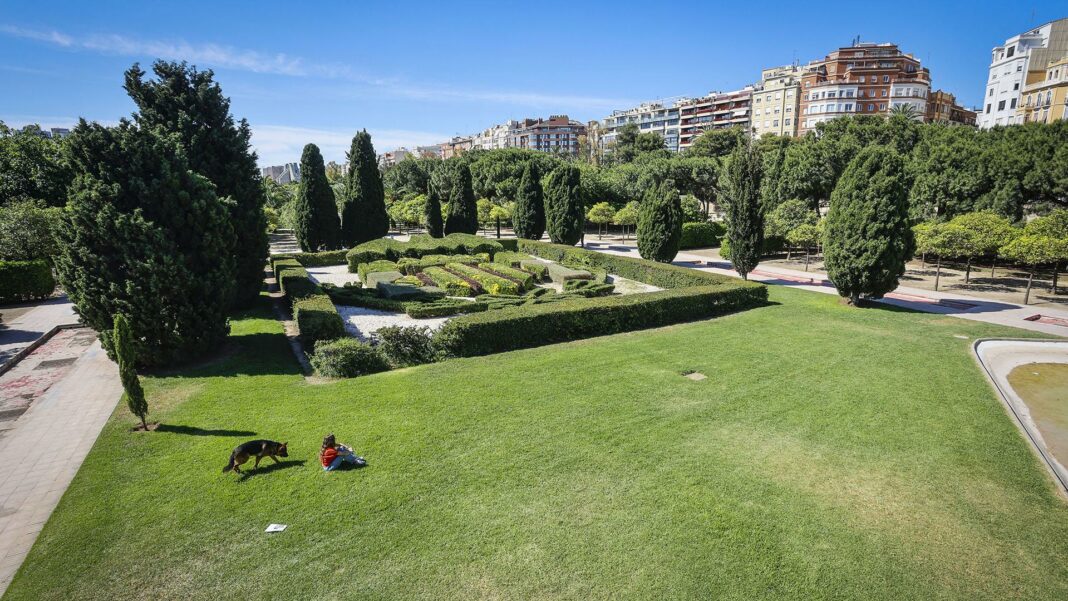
[799,42,931,135]
[510,115,586,155]
[925,89,978,126]
[677,87,754,151]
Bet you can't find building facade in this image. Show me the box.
[379,148,411,168]
[750,65,803,137]
[677,87,753,151]
[472,120,520,150]
[597,100,685,153]
[925,90,977,126]
[510,115,585,155]
[799,42,930,135]
[439,136,473,159]
[1018,56,1068,124]
[260,163,300,184]
[978,18,1068,128]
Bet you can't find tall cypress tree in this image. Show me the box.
[124,61,267,308]
[637,178,682,262]
[545,165,584,245]
[723,137,764,280]
[295,144,341,252]
[340,130,389,245]
[423,183,444,238]
[512,161,545,240]
[824,146,914,305]
[444,163,478,235]
[113,313,148,430]
[56,120,235,366]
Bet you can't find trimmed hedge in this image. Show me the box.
[310,338,389,378]
[422,266,481,296]
[274,258,321,300]
[492,251,534,267]
[497,238,520,252]
[449,263,522,295]
[272,249,349,267]
[358,260,400,283]
[346,234,503,272]
[272,257,344,344]
[406,298,488,318]
[478,263,535,289]
[396,253,484,275]
[680,222,721,249]
[434,282,766,358]
[0,260,55,303]
[519,260,549,281]
[377,282,445,301]
[546,263,593,283]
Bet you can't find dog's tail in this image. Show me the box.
[222,450,236,474]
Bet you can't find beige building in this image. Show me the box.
[750,65,803,137]
[1018,56,1068,124]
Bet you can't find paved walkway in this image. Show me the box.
[0,296,78,371]
[0,339,121,594]
[584,241,1068,338]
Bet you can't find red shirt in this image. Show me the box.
[321,447,338,467]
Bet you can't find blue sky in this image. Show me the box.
[2,1,1065,166]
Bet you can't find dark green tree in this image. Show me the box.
[444,163,478,234]
[56,120,235,366]
[340,130,389,245]
[685,127,745,158]
[113,313,148,430]
[423,183,444,238]
[0,122,72,207]
[545,165,585,245]
[294,144,341,252]
[637,178,682,262]
[722,138,764,279]
[512,161,545,240]
[124,61,267,307]
[823,146,915,305]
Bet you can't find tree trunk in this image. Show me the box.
[495,217,501,239]
[1052,261,1060,295]
[934,257,941,291]
[1024,269,1034,305]
[921,252,926,272]
[850,292,861,306]
[786,247,792,261]
[804,250,810,272]
[965,257,972,284]
[990,258,996,278]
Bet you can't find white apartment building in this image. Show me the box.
[978,18,1068,128]
[597,99,687,153]
[751,65,803,137]
[260,162,300,184]
[472,120,519,150]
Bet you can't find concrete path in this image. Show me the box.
[0,339,121,594]
[0,296,78,371]
[582,241,1068,338]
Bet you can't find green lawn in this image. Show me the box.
[7,286,1068,600]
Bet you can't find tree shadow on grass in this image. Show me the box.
[237,459,306,481]
[156,424,257,437]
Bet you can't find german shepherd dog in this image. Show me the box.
[222,440,288,474]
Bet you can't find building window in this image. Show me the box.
[986,104,991,113]
[881,90,887,97]
[1010,98,1017,109]
[998,100,1006,110]
[868,104,874,111]
[880,103,886,110]
[883,75,889,83]
[785,119,791,126]
[1014,82,1020,91]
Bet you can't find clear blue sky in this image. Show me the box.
[2,1,1065,166]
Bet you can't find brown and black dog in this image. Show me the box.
[222,440,288,474]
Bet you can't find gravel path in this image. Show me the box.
[307,264,360,287]
[335,305,452,342]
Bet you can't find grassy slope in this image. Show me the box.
[6,287,1068,600]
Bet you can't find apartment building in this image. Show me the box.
[597,99,686,153]
[439,136,473,159]
[1018,56,1068,124]
[510,115,586,155]
[799,42,930,135]
[750,65,803,137]
[472,120,520,150]
[978,18,1068,128]
[379,148,411,168]
[925,90,978,126]
[677,87,753,151]
[261,163,300,184]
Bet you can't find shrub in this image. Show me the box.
[345,234,501,272]
[497,239,520,252]
[545,165,584,245]
[397,253,481,275]
[0,259,55,303]
[449,263,522,295]
[422,266,481,296]
[310,338,389,378]
[346,238,406,271]
[433,283,766,358]
[374,325,439,367]
[478,263,535,289]
[113,313,148,430]
[274,259,321,300]
[323,284,407,312]
[547,263,593,283]
[358,259,400,283]
[519,260,549,281]
[272,249,348,267]
[0,200,62,262]
[405,298,488,318]
[493,251,534,267]
[680,222,720,249]
[293,295,345,344]
[637,178,683,262]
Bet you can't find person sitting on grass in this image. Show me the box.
[319,433,366,472]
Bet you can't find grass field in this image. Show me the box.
[6,286,1068,600]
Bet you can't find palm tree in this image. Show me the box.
[889,104,920,120]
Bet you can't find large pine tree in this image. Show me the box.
[512,161,545,240]
[124,61,267,308]
[444,163,478,235]
[340,130,389,245]
[824,145,915,305]
[56,120,235,366]
[545,165,584,245]
[423,183,444,238]
[637,178,682,262]
[294,144,341,252]
[722,137,764,280]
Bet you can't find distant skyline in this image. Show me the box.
[2,1,1065,166]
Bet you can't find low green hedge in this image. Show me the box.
[346,234,503,272]
[449,263,522,295]
[272,249,349,267]
[497,239,520,251]
[433,283,767,358]
[478,263,535,289]
[519,260,549,281]
[546,263,593,283]
[406,298,488,318]
[680,222,721,249]
[422,266,481,296]
[358,260,400,283]
[0,260,55,303]
[310,338,389,377]
[274,258,321,300]
[492,251,533,267]
[396,253,484,275]
[293,295,345,344]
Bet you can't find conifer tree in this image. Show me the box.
[823,146,915,305]
[637,178,683,262]
[444,163,478,235]
[113,313,148,430]
[124,61,267,307]
[56,120,235,366]
[423,183,444,238]
[340,130,389,245]
[545,165,584,245]
[512,161,545,240]
[294,144,341,252]
[722,137,764,279]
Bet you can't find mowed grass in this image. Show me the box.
[6,286,1068,600]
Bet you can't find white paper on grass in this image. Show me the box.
[265,524,287,533]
